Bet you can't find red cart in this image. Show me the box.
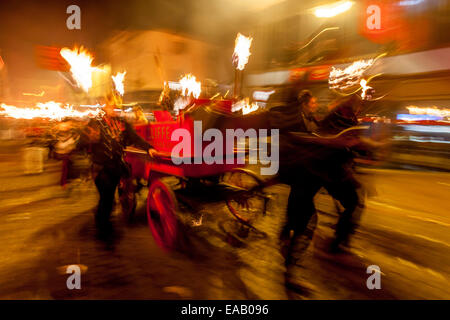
[120,99,269,250]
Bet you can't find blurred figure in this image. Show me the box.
[268,86,317,133]
[269,87,321,264]
[274,92,378,268]
[297,89,319,133]
[158,83,176,113]
[48,119,81,187]
[78,92,156,236]
[132,105,148,125]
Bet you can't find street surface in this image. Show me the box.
[0,139,449,299]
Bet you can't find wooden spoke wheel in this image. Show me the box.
[221,168,267,229]
[118,177,137,223]
[146,178,180,251]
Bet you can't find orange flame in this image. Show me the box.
[233,33,253,71]
[232,98,259,115]
[179,74,201,98]
[60,46,96,92]
[0,101,102,120]
[112,71,126,95]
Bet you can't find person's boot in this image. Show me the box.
[328,235,352,254]
[95,213,113,240]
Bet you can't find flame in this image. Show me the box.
[232,98,259,115]
[243,102,259,115]
[406,106,450,118]
[179,74,201,98]
[112,71,126,95]
[329,59,375,90]
[60,46,96,92]
[360,79,372,100]
[0,101,103,120]
[233,33,253,71]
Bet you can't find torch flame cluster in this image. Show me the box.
[0,102,102,121]
[60,46,97,92]
[60,46,127,96]
[233,33,253,71]
[179,74,201,99]
[3,32,259,121]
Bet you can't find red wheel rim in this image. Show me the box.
[146,180,178,250]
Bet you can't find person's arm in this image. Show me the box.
[124,120,153,150]
[355,136,389,151]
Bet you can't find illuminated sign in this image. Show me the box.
[397,114,443,121]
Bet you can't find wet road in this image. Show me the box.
[0,139,449,299]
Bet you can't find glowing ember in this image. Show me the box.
[232,98,259,115]
[0,101,102,120]
[406,106,450,118]
[112,71,126,95]
[329,59,375,90]
[179,74,201,99]
[60,46,96,92]
[233,33,253,71]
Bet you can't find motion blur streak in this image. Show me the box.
[0,0,450,301]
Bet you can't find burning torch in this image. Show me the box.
[232,33,252,100]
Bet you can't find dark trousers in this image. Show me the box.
[94,166,122,228]
[54,153,72,186]
[281,166,362,248]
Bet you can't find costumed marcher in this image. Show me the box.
[78,92,156,234]
[271,89,374,266]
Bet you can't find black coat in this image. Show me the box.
[79,116,152,174]
[268,98,359,184]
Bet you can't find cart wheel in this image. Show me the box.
[146,178,180,251]
[222,168,267,229]
[118,177,137,223]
